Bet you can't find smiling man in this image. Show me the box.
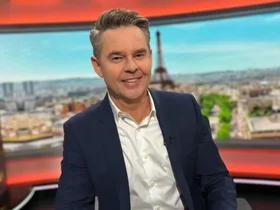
[91,22,152,124]
[56,8,237,210]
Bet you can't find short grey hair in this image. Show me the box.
[89,8,150,58]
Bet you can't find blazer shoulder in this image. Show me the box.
[153,89,198,106]
[64,101,102,128]
[153,89,201,123]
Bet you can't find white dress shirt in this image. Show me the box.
[108,91,184,210]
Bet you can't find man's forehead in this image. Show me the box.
[102,27,147,44]
[102,37,148,52]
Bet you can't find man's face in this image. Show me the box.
[91,26,152,102]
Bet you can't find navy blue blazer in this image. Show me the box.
[56,89,237,210]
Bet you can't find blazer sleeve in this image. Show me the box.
[55,121,95,210]
[190,95,237,210]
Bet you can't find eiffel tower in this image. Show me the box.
[150,30,175,89]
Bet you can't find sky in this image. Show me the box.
[0,11,280,83]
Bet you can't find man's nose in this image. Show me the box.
[124,57,138,72]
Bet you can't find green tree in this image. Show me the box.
[202,107,211,117]
[216,122,230,139]
[219,109,231,123]
[216,128,230,140]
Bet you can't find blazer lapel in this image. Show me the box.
[150,89,194,210]
[96,94,130,210]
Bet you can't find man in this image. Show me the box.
[56,8,237,210]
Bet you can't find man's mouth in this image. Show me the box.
[122,77,142,83]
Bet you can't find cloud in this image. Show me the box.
[160,41,280,55]
[69,45,92,52]
[265,14,280,22]
[168,23,205,30]
[19,48,32,57]
[157,41,280,74]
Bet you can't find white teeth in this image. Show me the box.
[125,79,137,83]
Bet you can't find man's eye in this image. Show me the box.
[112,57,122,61]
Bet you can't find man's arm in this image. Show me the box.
[56,121,95,210]
[191,95,237,210]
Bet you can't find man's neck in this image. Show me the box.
[109,91,151,124]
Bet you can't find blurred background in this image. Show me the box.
[1,0,280,209]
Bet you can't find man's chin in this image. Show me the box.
[122,90,148,102]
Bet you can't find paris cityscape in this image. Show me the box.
[1,11,280,153]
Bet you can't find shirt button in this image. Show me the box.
[143,154,148,160]
[149,182,156,188]
[154,206,161,210]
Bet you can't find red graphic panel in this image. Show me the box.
[0,0,279,25]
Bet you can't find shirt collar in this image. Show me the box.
[108,90,156,122]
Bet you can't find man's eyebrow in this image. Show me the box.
[107,48,148,59]
[107,51,124,59]
[134,48,148,54]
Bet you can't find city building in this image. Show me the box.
[247,114,280,139]
[23,81,35,97]
[272,96,280,113]
[2,82,14,98]
[244,96,273,111]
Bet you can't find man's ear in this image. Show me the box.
[91,56,103,78]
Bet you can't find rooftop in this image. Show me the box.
[247,115,280,133]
